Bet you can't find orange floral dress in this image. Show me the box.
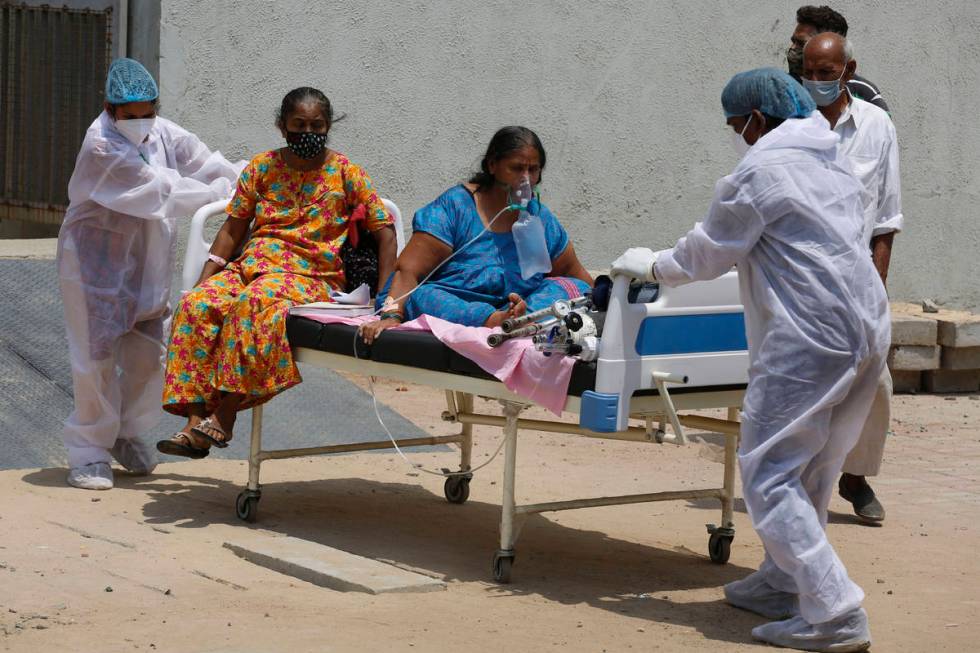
[162,149,391,415]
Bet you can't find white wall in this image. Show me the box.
[159,0,980,309]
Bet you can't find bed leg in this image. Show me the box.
[726,406,740,424]
[493,400,523,583]
[248,404,263,491]
[723,406,741,525]
[721,420,737,528]
[459,393,474,472]
[235,404,264,523]
[707,407,739,563]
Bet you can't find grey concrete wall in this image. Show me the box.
[158,0,980,309]
[127,0,161,81]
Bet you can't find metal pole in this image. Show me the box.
[453,412,653,441]
[459,393,474,472]
[498,401,523,553]
[721,419,740,528]
[515,488,726,516]
[247,405,263,491]
[655,377,688,445]
[676,414,742,436]
[256,434,464,461]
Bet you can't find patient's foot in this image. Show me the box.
[485,293,527,328]
[485,310,509,329]
[156,422,212,459]
[507,293,527,317]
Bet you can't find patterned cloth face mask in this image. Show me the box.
[786,46,804,78]
[286,131,328,159]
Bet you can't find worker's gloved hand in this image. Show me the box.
[209,176,234,200]
[610,247,658,282]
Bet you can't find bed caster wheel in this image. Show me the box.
[492,551,515,583]
[236,490,261,523]
[443,475,471,504]
[708,531,733,564]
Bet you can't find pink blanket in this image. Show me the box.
[295,313,574,414]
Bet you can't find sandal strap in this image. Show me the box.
[193,416,230,444]
[173,431,208,449]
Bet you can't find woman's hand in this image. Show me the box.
[359,317,402,344]
[194,260,225,287]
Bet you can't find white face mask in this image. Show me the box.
[115,117,157,146]
[802,68,846,107]
[729,114,754,158]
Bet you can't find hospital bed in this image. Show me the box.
[184,199,748,582]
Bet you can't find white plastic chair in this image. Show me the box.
[181,198,406,292]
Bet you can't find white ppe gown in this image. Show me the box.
[58,111,243,468]
[654,114,889,625]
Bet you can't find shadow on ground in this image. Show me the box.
[24,465,765,647]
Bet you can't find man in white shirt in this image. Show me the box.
[803,32,902,523]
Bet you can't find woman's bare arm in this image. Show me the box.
[195,217,250,286]
[551,242,594,286]
[372,225,397,295]
[359,232,452,343]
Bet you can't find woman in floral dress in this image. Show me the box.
[156,87,395,458]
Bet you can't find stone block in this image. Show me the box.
[890,314,937,346]
[938,319,980,348]
[887,345,940,371]
[940,346,980,370]
[224,534,446,594]
[923,369,980,393]
[890,370,922,393]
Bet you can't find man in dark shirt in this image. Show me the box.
[787,5,890,113]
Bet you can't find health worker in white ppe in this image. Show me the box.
[58,58,244,490]
[611,68,888,652]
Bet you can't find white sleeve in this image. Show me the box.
[871,122,903,236]
[170,125,247,184]
[654,174,766,287]
[70,137,233,221]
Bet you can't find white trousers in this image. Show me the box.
[61,281,167,469]
[841,368,891,477]
[739,352,883,624]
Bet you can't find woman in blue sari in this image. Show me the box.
[360,126,592,343]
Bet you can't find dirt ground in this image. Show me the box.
[1,376,978,653]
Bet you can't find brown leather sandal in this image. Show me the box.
[156,432,211,459]
[190,416,232,449]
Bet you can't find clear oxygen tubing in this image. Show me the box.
[350,202,525,478]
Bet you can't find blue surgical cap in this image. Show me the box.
[721,67,815,119]
[105,58,159,104]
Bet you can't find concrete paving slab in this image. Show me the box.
[888,345,941,371]
[893,301,980,348]
[940,346,980,370]
[223,533,446,595]
[0,238,57,259]
[924,369,980,393]
[938,317,980,348]
[891,369,922,393]
[890,313,938,346]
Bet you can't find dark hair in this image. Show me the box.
[796,5,848,36]
[275,87,344,129]
[761,113,786,132]
[107,99,159,116]
[469,126,547,190]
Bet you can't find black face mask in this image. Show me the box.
[286,131,328,159]
[787,46,804,79]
